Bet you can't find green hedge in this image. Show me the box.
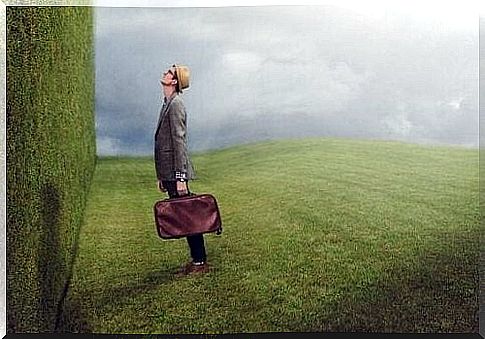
[6,6,96,332]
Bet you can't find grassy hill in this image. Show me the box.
[60,138,479,333]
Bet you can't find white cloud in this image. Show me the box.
[97,136,122,156]
[222,51,264,71]
[447,98,464,110]
[382,113,413,138]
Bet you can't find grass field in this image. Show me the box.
[60,138,479,334]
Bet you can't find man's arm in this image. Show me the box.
[168,100,189,194]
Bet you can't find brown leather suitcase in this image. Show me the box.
[154,193,223,239]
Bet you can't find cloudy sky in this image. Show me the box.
[94,3,479,155]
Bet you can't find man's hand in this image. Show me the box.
[176,181,188,196]
[157,180,167,192]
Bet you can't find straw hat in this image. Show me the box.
[173,64,190,90]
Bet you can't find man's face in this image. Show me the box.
[160,67,176,87]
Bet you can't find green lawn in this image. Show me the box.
[59,138,479,333]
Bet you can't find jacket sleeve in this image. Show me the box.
[168,99,188,179]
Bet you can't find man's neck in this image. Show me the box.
[163,88,176,100]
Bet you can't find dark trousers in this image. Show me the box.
[161,180,207,263]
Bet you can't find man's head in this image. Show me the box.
[160,64,190,94]
[160,66,177,89]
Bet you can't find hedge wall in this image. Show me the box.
[6,6,96,332]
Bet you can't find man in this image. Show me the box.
[154,64,209,275]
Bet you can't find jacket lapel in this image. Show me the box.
[155,93,177,135]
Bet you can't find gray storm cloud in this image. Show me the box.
[94,6,478,155]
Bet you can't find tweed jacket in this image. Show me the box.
[154,92,194,181]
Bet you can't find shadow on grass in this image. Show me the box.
[56,264,177,332]
[55,294,92,333]
[38,183,63,331]
[37,182,91,333]
[302,234,479,333]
